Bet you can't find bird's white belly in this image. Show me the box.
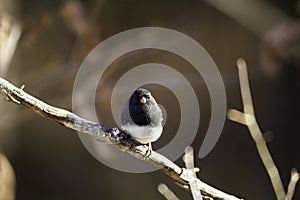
[121,124,163,144]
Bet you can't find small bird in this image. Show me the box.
[121,88,163,152]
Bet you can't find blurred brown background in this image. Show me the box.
[0,0,300,199]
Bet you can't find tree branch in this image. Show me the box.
[183,146,202,200]
[285,169,300,200]
[0,77,242,200]
[0,152,15,200]
[228,58,299,200]
[158,183,180,200]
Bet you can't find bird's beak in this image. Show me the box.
[140,96,147,104]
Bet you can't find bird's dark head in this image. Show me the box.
[128,88,160,126]
[131,88,155,106]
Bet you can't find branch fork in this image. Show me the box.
[228,58,299,200]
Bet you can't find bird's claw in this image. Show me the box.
[135,145,152,157]
[145,147,152,158]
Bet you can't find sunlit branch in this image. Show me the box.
[0,77,242,200]
[183,146,202,200]
[158,184,180,200]
[0,152,15,200]
[285,169,300,200]
[228,58,299,200]
[0,14,22,76]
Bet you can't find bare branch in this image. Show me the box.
[228,58,299,200]
[0,152,15,200]
[0,77,242,200]
[183,146,202,200]
[0,13,21,76]
[285,169,300,200]
[158,184,180,200]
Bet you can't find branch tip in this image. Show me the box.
[230,58,300,200]
[158,183,180,200]
[236,57,247,69]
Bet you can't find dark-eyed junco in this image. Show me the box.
[121,88,163,152]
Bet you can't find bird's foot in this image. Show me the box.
[145,143,152,157]
[135,143,152,157]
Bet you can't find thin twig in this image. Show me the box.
[0,152,15,200]
[158,184,180,200]
[0,77,242,200]
[285,169,300,200]
[0,14,22,76]
[183,146,202,200]
[228,58,299,200]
